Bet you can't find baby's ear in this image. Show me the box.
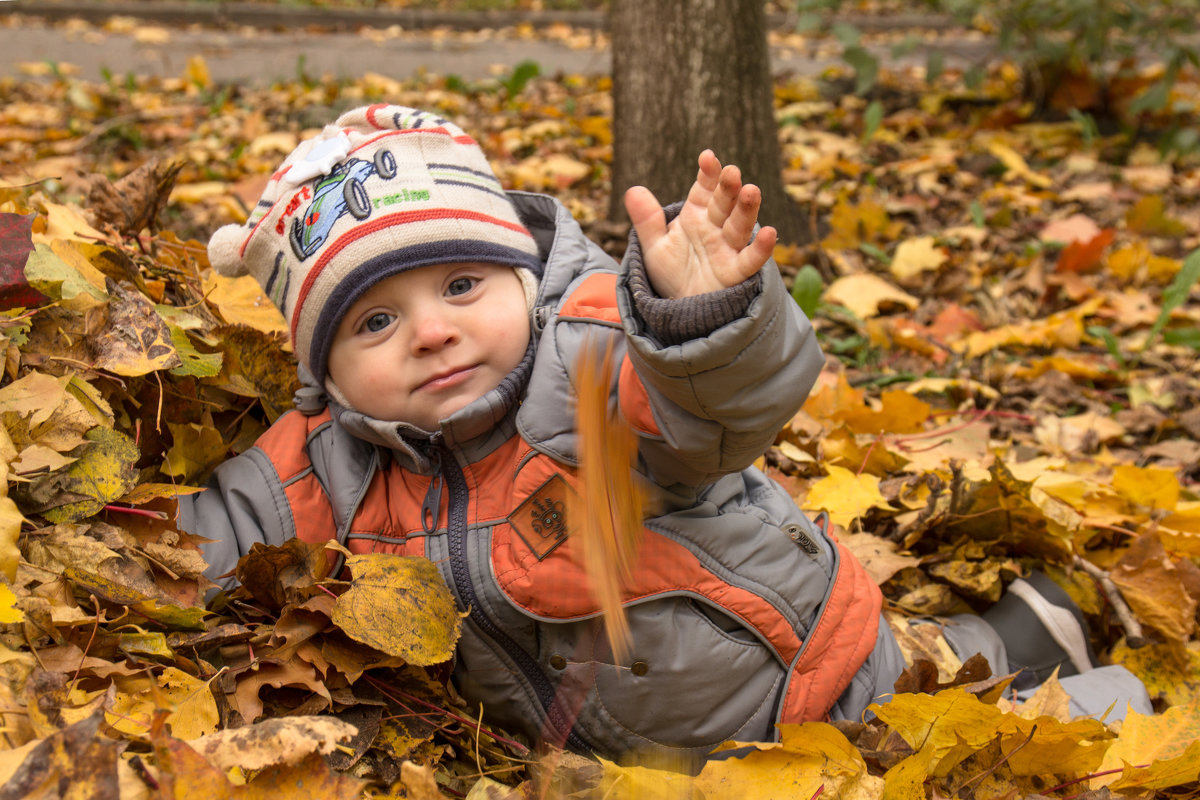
[207,224,251,277]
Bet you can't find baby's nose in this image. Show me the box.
[410,311,460,352]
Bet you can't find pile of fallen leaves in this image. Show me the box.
[0,18,1199,799]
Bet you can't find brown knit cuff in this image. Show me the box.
[623,204,763,346]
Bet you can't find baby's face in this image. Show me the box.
[327,263,530,430]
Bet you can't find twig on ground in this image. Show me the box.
[1073,556,1147,648]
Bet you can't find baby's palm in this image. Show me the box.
[625,150,777,299]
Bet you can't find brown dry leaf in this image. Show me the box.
[841,532,919,585]
[87,159,183,237]
[235,539,329,612]
[1110,534,1197,644]
[211,326,300,421]
[1040,213,1101,245]
[1033,411,1127,453]
[0,707,123,799]
[242,752,364,800]
[885,611,965,683]
[92,281,181,377]
[231,659,332,724]
[187,716,358,772]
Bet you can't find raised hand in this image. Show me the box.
[623,150,777,299]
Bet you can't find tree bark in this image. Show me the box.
[609,0,805,244]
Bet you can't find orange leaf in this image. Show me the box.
[573,338,645,663]
[1055,228,1115,273]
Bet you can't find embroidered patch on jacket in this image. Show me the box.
[508,474,575,560]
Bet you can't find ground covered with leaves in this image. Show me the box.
[0,14,1199,799]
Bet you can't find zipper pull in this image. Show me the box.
[422,450,444,534]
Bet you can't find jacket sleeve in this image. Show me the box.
[176,447,297,593]
[614,222,826,489]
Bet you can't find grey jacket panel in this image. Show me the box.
[183,447,296,591]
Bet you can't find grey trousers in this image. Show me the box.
[938,613,1153,721]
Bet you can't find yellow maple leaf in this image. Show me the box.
[162,420,228,485]
[1111,640,1200,707]
[822,193,903,250]
[1108,240,1181,283]
[185,55,211,89]
[1096,701,1200,790]
[0,584,22,624]
[107,667,219,740]
[841,388,931,436]
[804,465,892,528]
[889,236,948,282]
[986,140,1053,188]
[695,722,883,800]
[823,273,918,320]
[0,433,23,583]
[597,758,700,800]
[801,371,866,427]
[961,296,1105,357]
[332,554,462,666]
[1111,463,1180,512]
[202,271,288,337]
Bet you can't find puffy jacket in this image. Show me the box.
[179,191,905,766]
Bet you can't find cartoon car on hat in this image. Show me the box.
[290,148,397,259]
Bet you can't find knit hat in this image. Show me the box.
[208,104,542,386]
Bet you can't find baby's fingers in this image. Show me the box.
[739,223,776,278]
[722,183,763,250]
[707,164,743,230]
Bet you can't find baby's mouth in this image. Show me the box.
[417,365,478,392]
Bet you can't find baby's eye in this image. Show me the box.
[447,276,477,296]
[364,312,393,333]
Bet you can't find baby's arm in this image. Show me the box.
[612,153,823,485]
[624,150,777,299]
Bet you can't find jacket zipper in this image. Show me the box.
[438,445,592,752]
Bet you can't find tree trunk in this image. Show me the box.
[609,0,805,245]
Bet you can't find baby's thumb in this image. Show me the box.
[624,186,667,250]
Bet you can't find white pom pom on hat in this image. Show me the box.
[207,104,542,386]
[206,223,252,277]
